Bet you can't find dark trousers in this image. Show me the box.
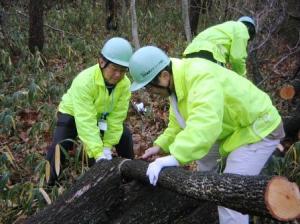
[46,112,134,183]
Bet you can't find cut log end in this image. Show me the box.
[265,176,300,221]
[279,84,295,100]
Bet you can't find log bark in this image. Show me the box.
[24,159,206,224]
[25,158,300,223]
[120,159,300,221]
[24,159,123,224]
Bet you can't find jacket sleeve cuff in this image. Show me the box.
[154,138,170,154]
[103,143,113,149]
[91,148,103,160]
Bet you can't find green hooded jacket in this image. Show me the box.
[58,64,131,159]
[154,58,281,164]
[183,21,249,76]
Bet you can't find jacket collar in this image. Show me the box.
[94,64,106,87]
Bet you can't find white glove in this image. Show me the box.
[96,147,112,162]
[146,155,179,186]
[142,146,161,159]
[103,147,112,160]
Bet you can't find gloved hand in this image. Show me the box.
[103,147,112,160]
[142,146,161,159]
[96,147,112,162]
[146,155,179,186]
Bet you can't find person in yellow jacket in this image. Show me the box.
[46,37,134,184]
[183,16,256,77]
[129,46,284,224]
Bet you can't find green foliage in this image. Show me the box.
[0,109,15,135]
[263,142,300,185]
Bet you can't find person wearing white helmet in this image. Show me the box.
[46,37,134,184]
[130,46,284,224]
[183,16,256,77]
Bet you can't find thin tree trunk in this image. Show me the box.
[28,0,44,53]
[189,0,201,36]
[182,0,192,42]
[130,0,140,49]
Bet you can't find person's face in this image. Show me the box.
[147,71,171,98]
[99,58,128,85]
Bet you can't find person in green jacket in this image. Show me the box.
[129,46,284,224]
[183,16,256,77]
[46,37,134,184]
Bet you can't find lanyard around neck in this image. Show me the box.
[103,88,114,115]
[170,93,186,129]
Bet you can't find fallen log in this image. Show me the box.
[120,159,300,221]
[24,158,300,223]
[24,159,205,224]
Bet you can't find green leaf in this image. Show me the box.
[0,172,10,190]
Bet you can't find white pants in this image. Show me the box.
[196,138,279,224]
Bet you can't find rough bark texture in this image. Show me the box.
[24,159,123,224]
[120,159,299,220]
[24,158,299,223]
[24,159,210,224]
[28,0,44,53]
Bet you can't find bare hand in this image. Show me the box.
[141,146,161,160]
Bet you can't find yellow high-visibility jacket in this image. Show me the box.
[59,64,131,159]
[154,58,281,164]
[183,21,249,76]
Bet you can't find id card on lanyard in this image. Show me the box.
[98,90,114,132]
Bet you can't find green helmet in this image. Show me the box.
[129,46,170,91]
[101,37,133,67]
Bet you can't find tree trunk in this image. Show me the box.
[189,0,201,37]
[28,0,44,53]
[130,0,140,49]
[182,0,192,42]
[189,0,212,36]
[105,0,118,31]
[25,158,300,223]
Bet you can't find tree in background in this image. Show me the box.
[106,0,118,31]
[189,0,212,36]
[28,0,44,53]
[130,0,140,49]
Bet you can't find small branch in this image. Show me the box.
[273,35,300,75]
[250,0,286,53]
